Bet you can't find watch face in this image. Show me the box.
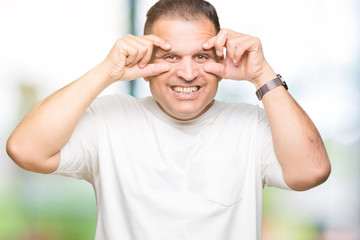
[277,74,288,90]
[256,91,263,100]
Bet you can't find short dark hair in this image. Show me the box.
[144,0,220,35]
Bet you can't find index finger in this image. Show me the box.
[203,29,239,56]
[203,34,226,57]
[144,34,172,51]
[202,36,217,51]
[137,35,172,68]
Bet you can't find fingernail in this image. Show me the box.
[164,43,171,49]
[203,42,209,48]
[233,59,238,65]
[216,50,222,56]
[139,63,145,68]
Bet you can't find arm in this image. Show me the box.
[255,69,331,191]
[6,35,171,174]
[202,29,331,191]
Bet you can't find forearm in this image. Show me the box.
[201,29,331,190]
[7,63,111,172]
[261,81,331,190]
[7,34,171,173]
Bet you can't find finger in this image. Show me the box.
[136,40,154,68]
[122,36,150,67]
[133,48,149,68]
[233,36,262,64]
[203,62,225,78]
[137,49,150,69]
[121,62,170,81]
[225,38,237,62]
[202,29,237,57]
[144,34,172,51]
[129,36,159,68]
[202,34,225,56]
[138,35,172,67]
[227,35,252,65]
[141,62,171,78]
[123,45,140,67]
[129,37,154,67]
[119,37,143,67]
[127,40,149,68]
[202,36,216,50]
[212,30,229,57]
[120,34,171,69]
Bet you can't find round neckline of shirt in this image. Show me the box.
[141,96,225,127]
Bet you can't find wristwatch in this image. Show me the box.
[255,74,288,100]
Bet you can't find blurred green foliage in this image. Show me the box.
[263,187,322,240]
[0,176,96,240]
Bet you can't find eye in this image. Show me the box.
[196,54,208,60]
[163,54,179,63]
[195,54,209,63]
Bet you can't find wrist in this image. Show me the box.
[86,62,116,89]
[252,64,277,90]
[255,74,288,100]
[98,60,123,84]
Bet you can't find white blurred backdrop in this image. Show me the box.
[1,0,359,239]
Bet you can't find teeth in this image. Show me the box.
[172,86,199,95]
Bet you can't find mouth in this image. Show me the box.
[171,86,200,95]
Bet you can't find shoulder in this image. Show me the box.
[211,101,270,134]
[88,94,154,123]
[218,101,264,120]
[92,93,137,106]
[89,94,141,113]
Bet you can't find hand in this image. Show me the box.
[102,34,172,83]
[202,29,276,88]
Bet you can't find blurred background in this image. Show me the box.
[0,0,359,239]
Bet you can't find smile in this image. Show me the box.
[171,86,200,95]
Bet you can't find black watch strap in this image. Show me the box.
[255,74,288,100]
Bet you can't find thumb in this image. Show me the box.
[203,62,225,78]
[142,62,171,78]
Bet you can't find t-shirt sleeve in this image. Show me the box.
[258,107,292,190]
[51,106,98,183]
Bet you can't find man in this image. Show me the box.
[6,0,331,239]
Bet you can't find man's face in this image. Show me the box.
[146,17,221,120]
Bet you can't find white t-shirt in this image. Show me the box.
[54,94,290,240]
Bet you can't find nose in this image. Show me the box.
[176,57,199,81]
